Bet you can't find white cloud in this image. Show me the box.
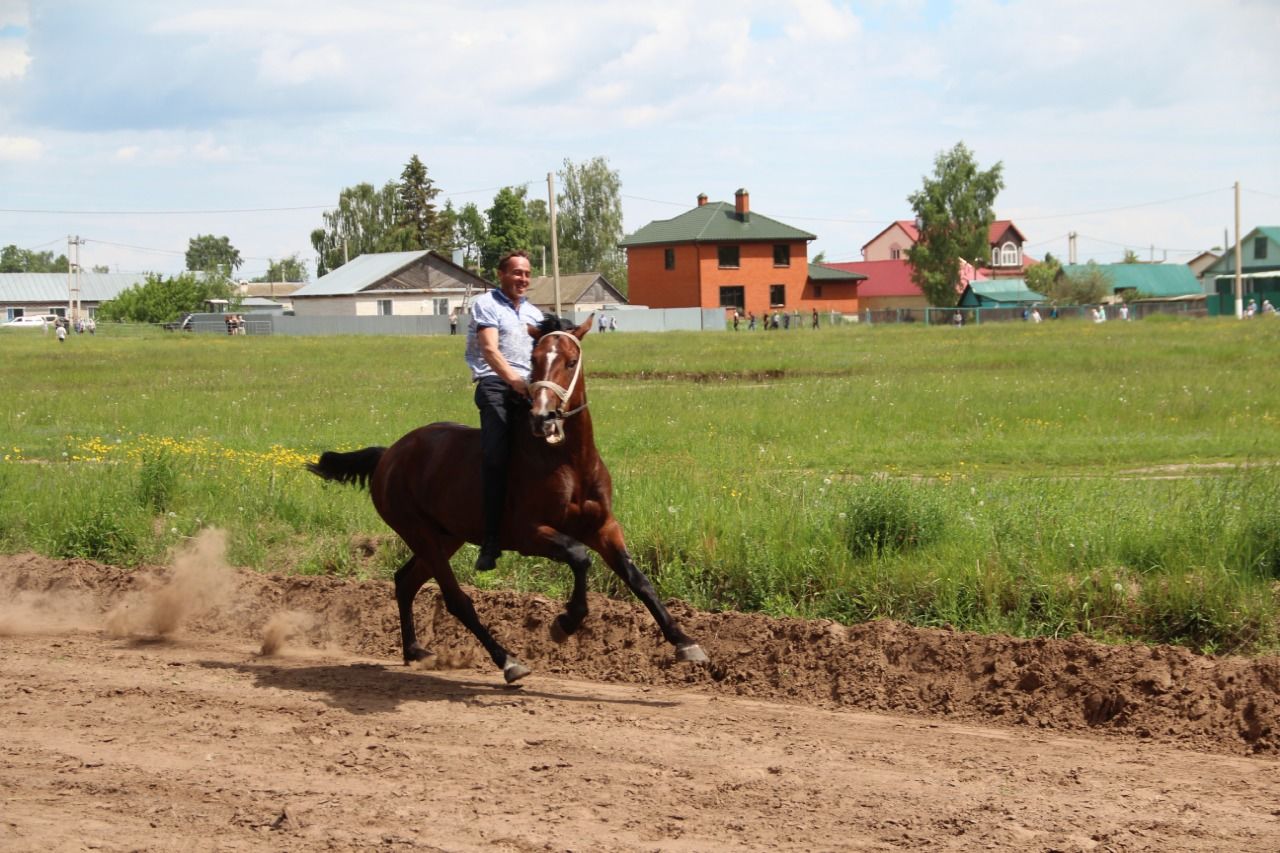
[784,0,861,42]
[115,145,140,160]
[0,38,29,79]
[0,135,40,160]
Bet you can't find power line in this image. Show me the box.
[1015,187,1230,221]
[1243,187,1280,200]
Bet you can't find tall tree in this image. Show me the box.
[185,234,243,275]
[454,201,488,272]
[1,244,70,272]
[310,181,404,276]
[526,195,551,272]
[397,154,450,251]
[1024,251,1061,298]
[481,186,534,279]
[253,253,309,283]
[907,142,1004,307]
[556,156,626,288]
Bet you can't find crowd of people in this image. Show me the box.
[733,308,823,331]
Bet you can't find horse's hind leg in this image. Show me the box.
[430,561,530,684]
[588,520,708,664]
[394,555,434,663]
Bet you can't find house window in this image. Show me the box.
[433,298,450,315]
[1256,236,1268,260]
[718,245,740,268]
[6,308,21,321]
[773,244,790,267]
[890,247,902,260]
[377,299,393,316]
[664,248,675,270]
[999,242,1020,267]
[719,286,745,310]
[814,284,823,298]
[770,284,786,307]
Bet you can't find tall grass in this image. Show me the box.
[2,318,1279,652]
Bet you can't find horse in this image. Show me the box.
[306,314,708,683]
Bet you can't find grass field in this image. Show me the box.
[3,315,1279,653]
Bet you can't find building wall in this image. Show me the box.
[796,281,860,314]
[293,292,463,317]
[625,244,702,308]
[862,224,914,261]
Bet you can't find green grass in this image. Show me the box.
[2,317,1279,653]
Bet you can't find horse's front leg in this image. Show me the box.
[394,555,434,663]
[587,520,708,664]
[527,526,593,642]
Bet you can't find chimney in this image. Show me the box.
[735,188,750,221]
[697,193,708,207]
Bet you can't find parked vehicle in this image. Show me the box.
[163,313,195,332]
[4,315,58,329]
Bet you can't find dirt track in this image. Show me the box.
[2,541,1279,852]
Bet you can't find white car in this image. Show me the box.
[4,315,57,329]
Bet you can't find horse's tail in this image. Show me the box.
[306,446,386,490]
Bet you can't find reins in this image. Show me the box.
[528,331,588,444]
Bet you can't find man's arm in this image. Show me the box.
[477,326,529,396]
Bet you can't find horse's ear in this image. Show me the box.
[527,323,543,341]
[575,314,594,340]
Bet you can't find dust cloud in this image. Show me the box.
[0,589,99,636]
[258,610,316,656]
[105,529,239,638]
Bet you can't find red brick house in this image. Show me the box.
[862,218,1033,279]
[621,190,861,317]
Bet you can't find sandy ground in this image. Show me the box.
[2,538,1279,852]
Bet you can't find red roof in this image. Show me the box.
[988,220,1027,244]
[860,219,919,252]
[824,259,921,297]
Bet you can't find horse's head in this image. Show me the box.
[526,314,594,445]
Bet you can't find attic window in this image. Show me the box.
[1256,236,1268,260]
[718,245,740,268]
[999,242,1020,267]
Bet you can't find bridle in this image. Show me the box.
[528,331,588,445]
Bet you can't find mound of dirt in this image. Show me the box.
[2,548,1276,756]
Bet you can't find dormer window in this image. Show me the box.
[998,242,1020,267]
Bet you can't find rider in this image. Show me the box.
[464,249,544,571]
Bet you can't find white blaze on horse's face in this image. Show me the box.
[528,332,583,445]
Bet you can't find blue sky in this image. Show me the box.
[1,0,1277,280]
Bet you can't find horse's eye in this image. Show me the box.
[567,359,578,369]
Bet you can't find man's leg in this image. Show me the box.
[475,377,514,571]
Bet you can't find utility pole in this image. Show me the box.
[67,235,85,321]
[1068,232,1077,265]
[548,171,561,317]
[1234,181,1243,319]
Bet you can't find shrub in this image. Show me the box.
[842,478,946,559]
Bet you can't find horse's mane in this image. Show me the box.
[536,314,577,335]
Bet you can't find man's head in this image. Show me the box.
[497,250,532,303]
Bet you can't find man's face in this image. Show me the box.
[499,256,532,303]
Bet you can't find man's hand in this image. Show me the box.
[509,376,529,397]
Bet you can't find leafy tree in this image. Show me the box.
[310,181,404,276]
[1024,251,1061,298]
[526,195,551,269]
[1,244,70,272]
[185,234,243,275]
[812,250,827,264]
[95,272,232,324]
[1044,259,1111,305]
[556,156,626,290]
[91,264,110,273]
[453,201,488,272]
[481,186,533,278]
[906,142,1004,307]
[1122,248,1142,264]
[253,253,309,283]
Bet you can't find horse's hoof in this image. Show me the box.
[676,643,709,664]
[503,659,532,683]
[403,643,432,664]
[549,615,572,644]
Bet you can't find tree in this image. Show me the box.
[185,234,243,275]
[1,244,70,272]
[310,181,404,276]
[526,195,551,272]
[454,201,488,272]
[253,253,309,283]
[481,186,534,279]
[812,250,827,264]
[1122,248,1142,264]
[1041,259,1110,305]
[1024,251,1061,298]
[906,142,1005,307]
[556,156,626,290]
[95,272,232,324]
[397,154,452,252]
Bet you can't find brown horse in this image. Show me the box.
[307,315,707,683]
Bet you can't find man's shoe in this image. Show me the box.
[475,541,501,572]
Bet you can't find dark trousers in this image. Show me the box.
[474,376,525,545]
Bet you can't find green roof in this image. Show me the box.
[808,263,866,282]
[1061,263,1201,297]
[1202,227,1280,275]
[620,200,816,247]
[959,278,1045,306]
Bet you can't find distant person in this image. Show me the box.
[782,311,790,330]
[952,311,964,327]
[732,310,740,331]
[450,311,459,335]
[748,311,756,331]
[598,314,608,333]
[1262,299,1276,315]
[812,308,819,329]
[608,316,618,332]
[87,317,96,335]
[1118,303,1130,321]
[55,323,67,343]
[1246,298,1257,318]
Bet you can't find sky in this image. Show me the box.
[2,0,1278,281]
